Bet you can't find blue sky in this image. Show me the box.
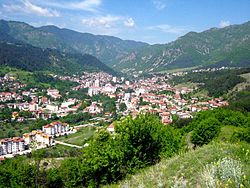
[0,0,250,44]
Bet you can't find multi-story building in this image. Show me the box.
[23,130,53,147]
[0,137,25,155]
[42,121,69,136]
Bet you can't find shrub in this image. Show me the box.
[191,117,221,146]
[201,157,245,188]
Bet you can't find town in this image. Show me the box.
[0,70,229,158]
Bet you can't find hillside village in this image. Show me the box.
[0,8,250,186]
[0,68,229,158]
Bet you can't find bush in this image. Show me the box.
[201,157,245,188]
[191,117,221,146]
[59,113,181,187]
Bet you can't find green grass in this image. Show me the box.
[55,127,96,146]
[232,72,250,93]
[31,144,82,158]
[175,82,198,89]
[106,142,250,188]
[154,66,200,74]
[215,125,246,142]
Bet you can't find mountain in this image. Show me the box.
[1,19,250,74]
[0,20,148,66]
[0,42,115,75]
[117,21,250,73]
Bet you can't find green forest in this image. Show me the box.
[170,68,250,97]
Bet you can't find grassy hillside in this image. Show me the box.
[0,66,77,93]
[108,142,250,188]
[170,68,250,98]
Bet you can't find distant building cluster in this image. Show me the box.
[0,121,70,157]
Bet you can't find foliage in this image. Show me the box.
[191,117,221,146]
[114,20,250,72]
[92,94,117,113]
[108,142,250,188]
[67,88,89,100]
[60,112,91,124]
[119,103,127,111]
[231,126,250,143]
[201,157,245,188]
[30,144,82,158]
[229,88,250,112]
[0,106,15,121]
[58,114,181,187]
[0,118,50,139]
[0,41,115,75]
[170,68,249,97]
[0,157,36,188]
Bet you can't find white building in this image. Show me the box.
[42,121,69,136]
[107,124,115,134]
[23,131,53,147]
[88,87,101,96]
[112,77,117,83]
[47,89,61,99]
[0,137,25,155]
[94,79,100,87]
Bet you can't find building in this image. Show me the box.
[42,121,69,136]
[88,87,101,96]
[0,137,25,155]
[47,89,61,99]
[23,131,53,147]
[107,123,115,134]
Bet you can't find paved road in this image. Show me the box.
[55,140,83,148]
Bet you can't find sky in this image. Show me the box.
[0,0,250,44]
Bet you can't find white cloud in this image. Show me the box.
[219,20,230,28]
[152,0,166,10]
[80,15,136,36]
[124,17,135,27]
[41,0,102,12]
[147,24,187,34]
[82,15,121,28]
[3,0,60,17]
[82,15,136,29]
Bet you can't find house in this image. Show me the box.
[107,123,115,134]
[84,102,103,115]
[23,131,53,147]
[102,83,117,93]
[160,112,172,124]
[47,89,61,99]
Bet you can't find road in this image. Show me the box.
[54,140,83,149]
[73,122,98,129]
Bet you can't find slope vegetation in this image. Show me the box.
[0,42,115,75]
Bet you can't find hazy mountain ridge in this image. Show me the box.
[117,21,250,73]
[1,19,250,74]
[0,20,148,66]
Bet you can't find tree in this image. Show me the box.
[191,117,221,146]
[119,103,127,112]
[115,114,181,170]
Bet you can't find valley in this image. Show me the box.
[0,6,250,187]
